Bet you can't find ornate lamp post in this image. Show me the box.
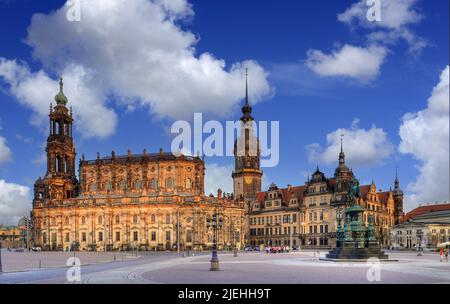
[416,229,423,256]
[207,211,223,271]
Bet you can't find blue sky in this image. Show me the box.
[0,0,448,224]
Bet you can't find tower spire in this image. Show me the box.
[395,167,400,189]
[339,134,345,165]
[245,68,249,106]
[240,68,253,122]
[54,77,68,105]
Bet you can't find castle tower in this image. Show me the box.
[232,69,263,203]
[333,135,353,205]
[34,78,78,203]
[392,168,404,224]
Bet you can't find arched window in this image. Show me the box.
[151,214,156,224]
[105,182,112,191]
[115,215,120,224]
[166,177,174,189]
[186,178,192,189]
[98,215,103,225]
[133,215,138,224]
[55,156,62,173]
[81,216,86,225]
[186,230,192,243]
[150,178,157,189]
[55,121,60,135]
[166,214,171,224]
[119,180,126,190]
[134,180,142,190]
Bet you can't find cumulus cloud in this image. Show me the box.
[338,0,426,55]
[0,58,117,138]
[204,163,233,196]
[0,180,31,226]
[5,0,272,132]
[305,44,388,81]
[399,66,449,209]
[307,118,393,167]
[0,135,12,165]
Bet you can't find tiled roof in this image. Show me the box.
[379,191,391,205]
[405,203,450,221]
[254,185,306,205]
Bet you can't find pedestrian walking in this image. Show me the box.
[445,248,449,262]
[439,248,444,262]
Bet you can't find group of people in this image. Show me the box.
[264,246,291,254]
[439,247,449,262]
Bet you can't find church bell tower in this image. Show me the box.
[232,70,263,202]
[34,78,78,203]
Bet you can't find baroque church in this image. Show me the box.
[32,78,246,252]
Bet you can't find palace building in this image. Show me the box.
[32,78,246,252]
[247,139,405,249]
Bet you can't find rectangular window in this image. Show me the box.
[314,226,317,234]
[166,231,171,241]
[320,211,324,221]
[133,231,138,241]
[325,225,329,233]
[293,214,297,223]
[320,225,324,234]
[116,231,120,241]
[151,231,157,241]
[309,225,313,234]
[82,232,86,242]
[65,233,70,242]
[98,232,103,242]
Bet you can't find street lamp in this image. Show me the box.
[416,229,424,256]
[207,211,223,271]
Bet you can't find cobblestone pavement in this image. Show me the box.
[0,250,449,284]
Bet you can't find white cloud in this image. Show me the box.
[399,66,449,209]
[338,0,426,55]
[11,0,272,130]
[307,118,393,167]
[0,59,117,138]
[305,44,388,81]
[204,163,233,196]
[0,180,31,226]
[0,135,12,165]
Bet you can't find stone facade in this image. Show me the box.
[32,79,246,252]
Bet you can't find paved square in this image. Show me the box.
[0,250,449,284]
